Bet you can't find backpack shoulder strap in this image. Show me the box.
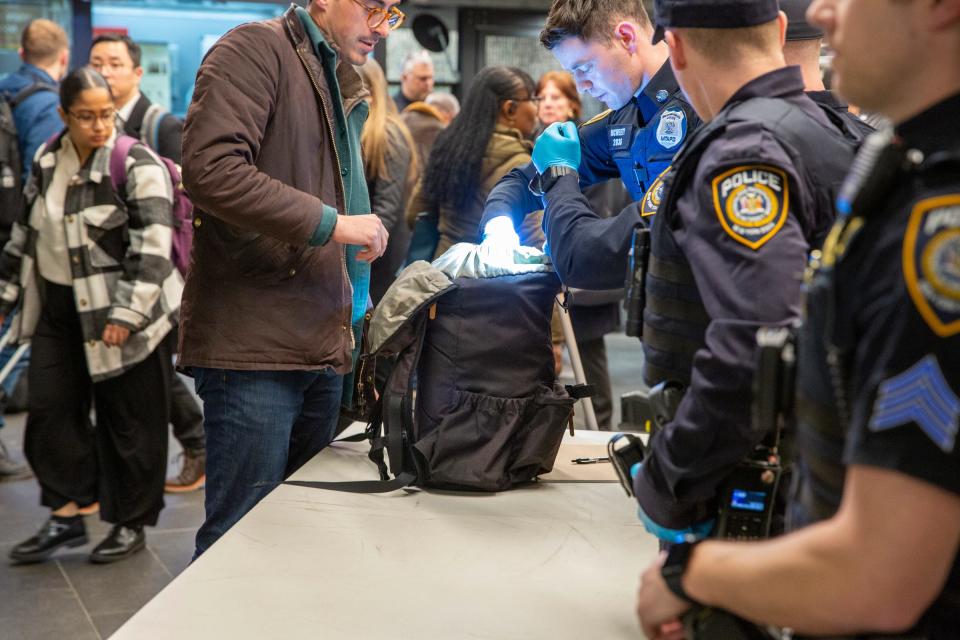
[109,135,140,193]
[141,104,168,153]
[8,82,57,110]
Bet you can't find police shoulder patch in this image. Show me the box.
[711,165,789,250]
[641,166,671,217]
[870,355,960,453]
[580,109,613,128]
[903,194,960,337]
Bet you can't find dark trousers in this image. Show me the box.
[24,281,171,527]
[167,330,204,452]
[579,336,613,429]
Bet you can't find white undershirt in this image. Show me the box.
[117,91,141,128]
[35,135,81,286]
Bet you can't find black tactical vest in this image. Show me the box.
[642,97,860,389]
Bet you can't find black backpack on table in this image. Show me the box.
[288,258,577,493]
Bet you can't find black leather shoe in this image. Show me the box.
[9,517,88,563]
[89,525,145,564]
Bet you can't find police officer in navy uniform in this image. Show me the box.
[480,0,700,248]
[636,0,960,638]
[781,0,875,140]
[530,0,858,542]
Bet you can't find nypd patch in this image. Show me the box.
[641,167,671,217]
[655,108,686,150]
[903,195,960,337]
[870,355,960,453]
[711,165,789,250]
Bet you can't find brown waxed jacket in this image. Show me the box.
[178,6,368,372]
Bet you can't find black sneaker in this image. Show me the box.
[89,525,145,564]
[9,516,88,564]
[0,439,27,477]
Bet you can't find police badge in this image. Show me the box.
[655,108,686,150]
[712,165,790,250]
[903,194,960,337]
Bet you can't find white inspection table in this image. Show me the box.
[112,429,657,639]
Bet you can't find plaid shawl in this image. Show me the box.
[0,130,183,381]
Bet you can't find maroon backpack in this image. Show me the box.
[110,134,193,276]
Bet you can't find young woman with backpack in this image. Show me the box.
[1,67,183,565]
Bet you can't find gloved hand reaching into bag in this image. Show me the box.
[532,121,581,173]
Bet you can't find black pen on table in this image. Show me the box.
[571,456,611,464]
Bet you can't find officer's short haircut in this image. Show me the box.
[91,33,142,69]
[678,20,782,65]
[540,0,651,50]
[21,19,69,66]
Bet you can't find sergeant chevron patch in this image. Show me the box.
[711,165,789,250]
[870,355,960,453]
[903,194,960,337]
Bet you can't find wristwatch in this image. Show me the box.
[528,165,578,197]
[661,542,699,604]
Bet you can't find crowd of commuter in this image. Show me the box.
[2,0,959,637]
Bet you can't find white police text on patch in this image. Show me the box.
[720,169,782,198]
[924,206,960,234]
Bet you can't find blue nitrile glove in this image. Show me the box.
[631,462,715,543]
[532,121,581,173]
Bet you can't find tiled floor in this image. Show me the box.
[0,332,644,639]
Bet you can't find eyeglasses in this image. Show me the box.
[349,0,405,30]
[90,61,131,73]
[68,109,116,128]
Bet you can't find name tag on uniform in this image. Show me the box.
[607,124,634,153]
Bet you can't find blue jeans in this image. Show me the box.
[192,367,343,558]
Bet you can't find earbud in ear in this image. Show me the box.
[507,101,517,115]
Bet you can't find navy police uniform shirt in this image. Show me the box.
[481,62,700,233]
[823,93,960,633]
[633,67,840,527]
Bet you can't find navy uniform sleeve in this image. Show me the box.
[480,111,623,234]
[635,123,815,528]
[843,189,960,496]
[481,163,541,232]
[577,111,623,186]
[541,174,641,290]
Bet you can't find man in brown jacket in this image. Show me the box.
[179,0,400,557]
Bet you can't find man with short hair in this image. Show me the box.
[89,34,182,163]
[393,49,434,112]
[781,0,873,137]
[480,0,699,273]
[89,34,206,494]
[0,19,69,180]
[636,0,960,637]
[180,0,394,557]
[0,18,69,477]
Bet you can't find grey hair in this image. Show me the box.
[402,50,434,74]
[425,92,460,118]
